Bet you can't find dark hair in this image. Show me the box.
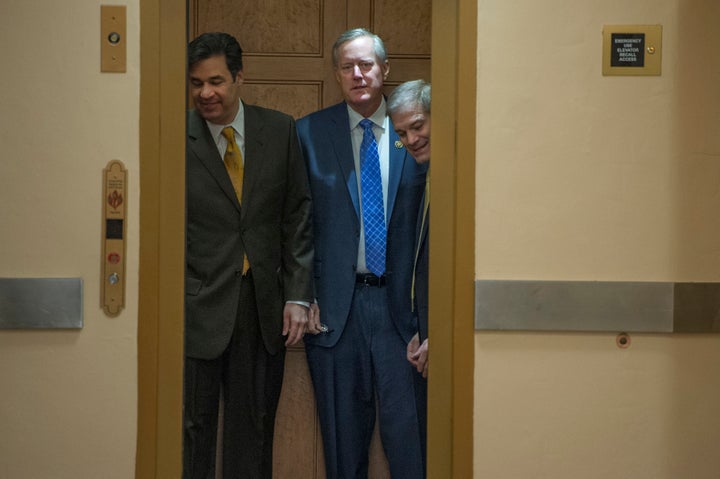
[188,32,243,78]
[332,28,387,67]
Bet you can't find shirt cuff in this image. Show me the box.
[286,300,310,308]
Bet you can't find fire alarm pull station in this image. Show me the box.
[102,160,127,316]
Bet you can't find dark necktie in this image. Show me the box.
[359,119,386,276]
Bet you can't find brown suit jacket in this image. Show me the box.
[185,103,313,358]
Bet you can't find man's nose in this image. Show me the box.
[352,65,363,78]
[200,84,213,98]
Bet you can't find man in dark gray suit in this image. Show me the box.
[184,32,317,479]
[297,29,426,478]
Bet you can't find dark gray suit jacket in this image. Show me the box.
[185,103,314,359]
[297,102,426,348]
[415,198,429,341]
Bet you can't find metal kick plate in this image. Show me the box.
[0,278,83,329]
[475,280,720,333]
[475,280,674,332]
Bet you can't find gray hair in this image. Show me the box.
[387,79,431,117]
[332,28,387,67]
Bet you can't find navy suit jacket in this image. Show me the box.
[297,102,426,348]
[185,104,314,359]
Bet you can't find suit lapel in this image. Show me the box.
[416,188,429,251]
[187,110,241,212]
[386,123,405,220]
[242,103,267,217]
[325,103,408,222]
[328,104,360,219]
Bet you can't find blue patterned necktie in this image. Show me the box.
[359,119,386,276]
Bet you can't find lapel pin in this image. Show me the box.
[394,140,404,149]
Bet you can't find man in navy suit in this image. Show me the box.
[388,79,432,468]
[297,29,427,478]
[387,79,431,376]
[184,32,316,479]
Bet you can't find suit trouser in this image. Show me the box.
[306,283,425,479]
[183,272,285,479]
[413,373,428,474]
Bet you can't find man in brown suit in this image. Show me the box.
[184,32,317,479]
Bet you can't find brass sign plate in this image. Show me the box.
[101,5,127,73]
[603,25,662,76]
[102,160,127,316]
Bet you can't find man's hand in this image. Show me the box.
[283,303,309,346]
[407,332,420,367]
[406,332,429,378]
[305,302,323,335]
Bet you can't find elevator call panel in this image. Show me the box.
[102,160,127,316]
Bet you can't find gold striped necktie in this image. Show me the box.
[221,126,250,273]
[222,126,244,202]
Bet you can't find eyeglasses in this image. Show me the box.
[338,61,375,75]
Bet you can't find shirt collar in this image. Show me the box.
[206,100,245,142]
[347,97,387,130]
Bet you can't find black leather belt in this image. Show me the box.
[356,273,386,287]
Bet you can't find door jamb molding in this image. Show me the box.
[136,1,476,476]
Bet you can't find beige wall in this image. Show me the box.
[474,1,720,478]
[3,0,720,477]
[0,1,140,478]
